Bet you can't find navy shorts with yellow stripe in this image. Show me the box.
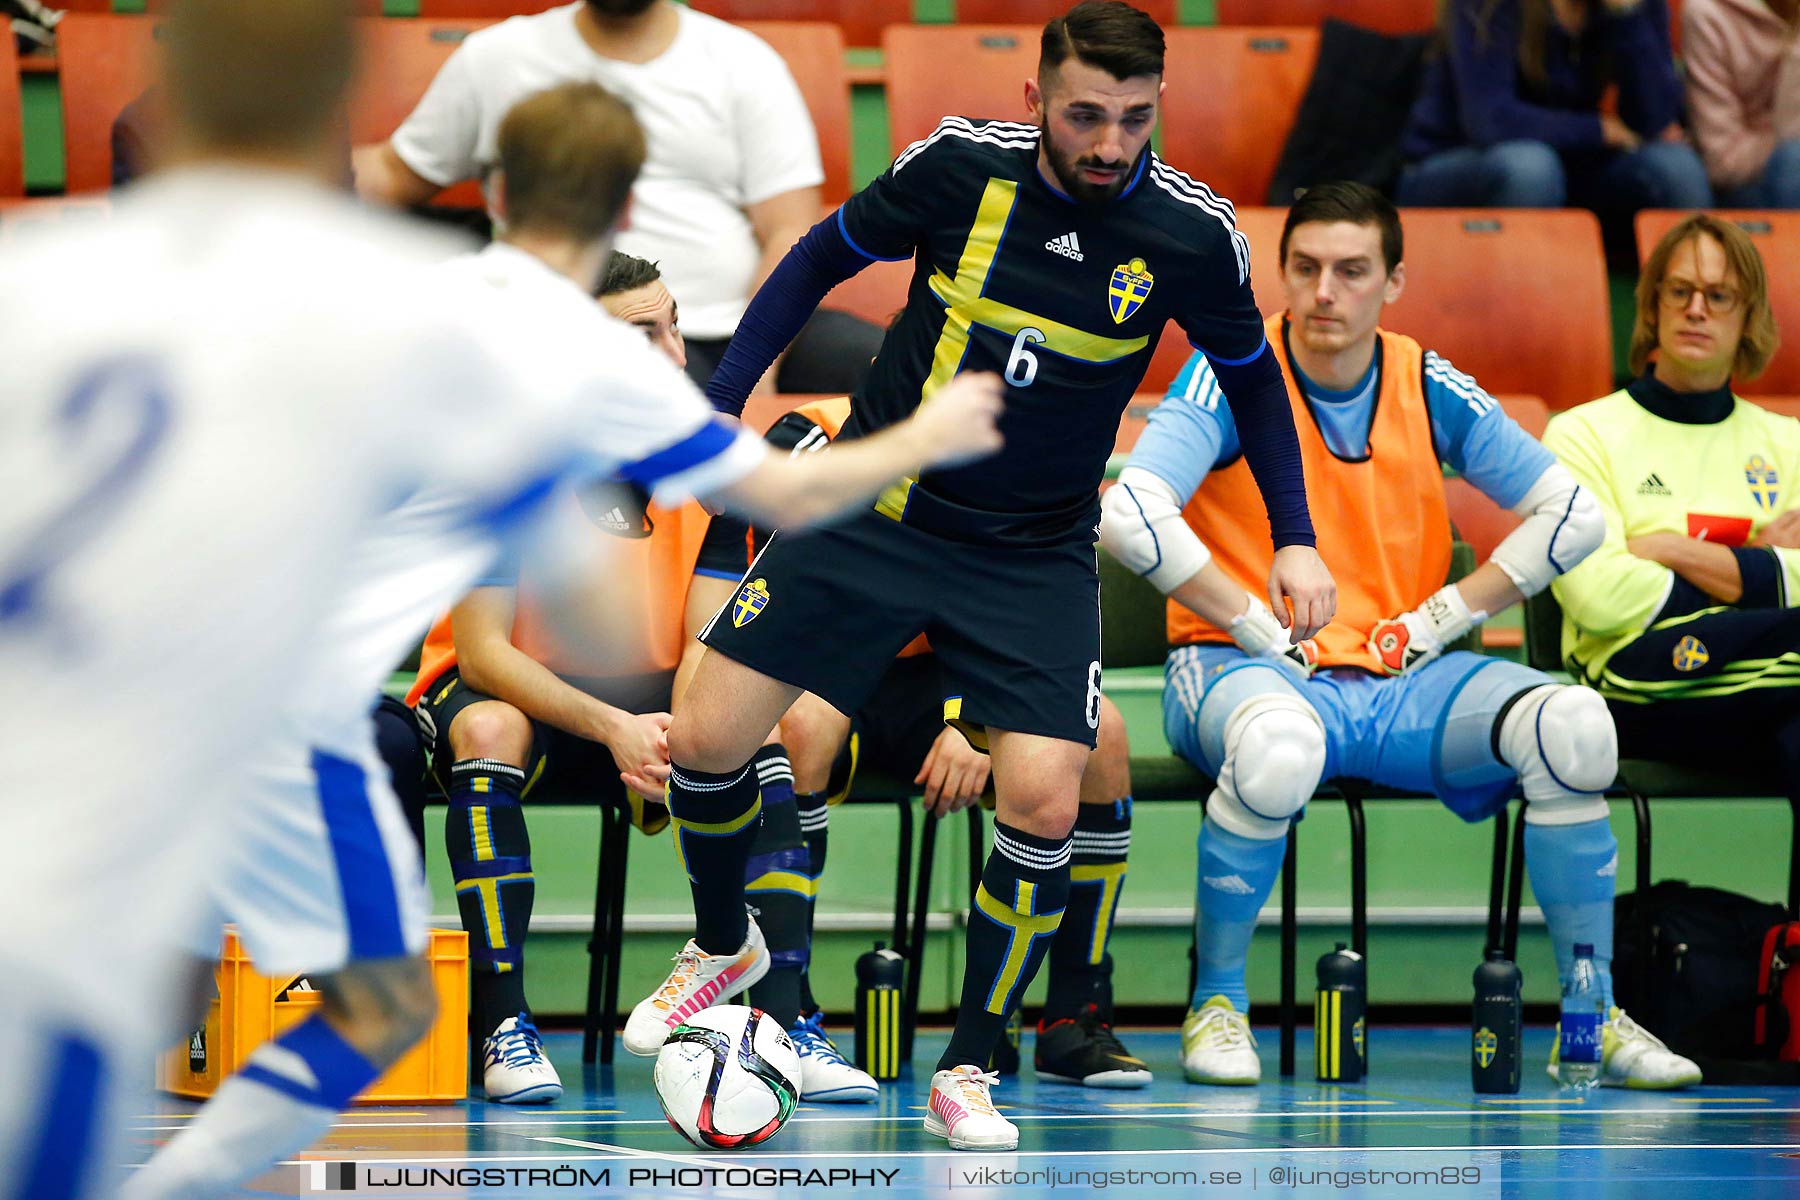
[701,508,1102,748]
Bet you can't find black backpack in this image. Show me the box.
[1614,881,1800,1084]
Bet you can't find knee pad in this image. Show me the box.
[1499,685,1615,823]
[1208,694,1326,840]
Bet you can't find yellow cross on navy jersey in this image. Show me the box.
[836,116,1266,546]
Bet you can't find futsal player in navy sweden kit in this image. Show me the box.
[623,1,1338,1151]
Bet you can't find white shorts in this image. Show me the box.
[195,714,429,976]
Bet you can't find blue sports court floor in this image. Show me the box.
[130,1025,1800,1199]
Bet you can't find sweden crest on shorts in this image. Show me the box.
[1109,257,1154,324]
[1746,454,1779,510]
[733,577,771,628]
[1672,635,1710,672]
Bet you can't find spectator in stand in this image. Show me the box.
[1398,0,1711,236]
[353,0,882,394]
[1683,0,1800,207]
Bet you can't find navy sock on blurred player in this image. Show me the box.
[445,758,536,1041]
[795,788,830,1015]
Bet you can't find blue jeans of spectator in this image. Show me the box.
[1397,138,1713,211]
[1717,139,1800,208]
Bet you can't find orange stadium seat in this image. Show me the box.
[738,21,851,205]
[882,24,1038,155]
[1636,210,1800,396]
[954,0,1176,25]
[57,14,156,193]
[1388,209,1612,412]
[686,0,911,49]
[1213,0,1437,34]
[415,1,560,15]
[350,18,494,208]
[1159,28,1317,208]
[0,35,20,198]
[142,0,381,8]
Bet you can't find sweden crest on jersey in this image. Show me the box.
[1746,455,1779,510]
[733,578,770,628]
[1109,257,1154,324]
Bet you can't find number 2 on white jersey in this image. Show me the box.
[0,355,171,628]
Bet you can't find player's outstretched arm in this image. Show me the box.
[705,372,1004,528]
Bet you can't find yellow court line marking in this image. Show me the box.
[1295,1100,1396,1106]
[1479,1099,1584,1105]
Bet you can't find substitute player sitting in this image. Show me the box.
[1103,182,1699,1090]
[599,255,886,1104]
[628,2,1335,1151]
[1546,215,1800,877]
[692,396,1149,1092]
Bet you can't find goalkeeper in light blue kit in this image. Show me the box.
[1100,183,1701,1090]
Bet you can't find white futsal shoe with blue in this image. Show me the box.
[790,1012,878,1102]
[482,1013,563,1104]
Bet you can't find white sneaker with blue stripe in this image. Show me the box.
[482,1013,563,1104]
[790,1012,878,1103]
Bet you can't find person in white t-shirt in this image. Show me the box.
[354,0,884,394]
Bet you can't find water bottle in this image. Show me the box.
[853,942,904,1081]
[1559,942,1604,1090]
[1314,943,1366,1082]
[1471,949,1522,1094]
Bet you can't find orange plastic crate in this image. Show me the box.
[157,927,468,1105]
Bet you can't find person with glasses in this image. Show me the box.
[1545,214,1800,822]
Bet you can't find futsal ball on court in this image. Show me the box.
[653,1005,802,1150]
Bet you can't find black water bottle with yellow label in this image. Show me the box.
[1315,944,1366,1082]
[1472,949,1522,1093]
[854,943,905,1081]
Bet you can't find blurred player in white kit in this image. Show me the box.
[0,6,1004,1197]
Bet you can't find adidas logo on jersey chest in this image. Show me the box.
[1637,473,1672,497]
[1044,231,1084,261]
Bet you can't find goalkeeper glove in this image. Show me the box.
[1228,592,1319,678]
[1366,585,1486,675]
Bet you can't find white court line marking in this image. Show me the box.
[279,1140,1800,1167]
[136,1105,1800,1134]
[1670,1097,1773,1104]
[531,1135,712,1170]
